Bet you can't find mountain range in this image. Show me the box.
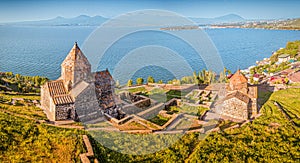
[3,14,247,26]
[7,15,108,26]
[190,14,245,25]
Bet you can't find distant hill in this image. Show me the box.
[3,14,247,26]
[190,14,245,25]
[241,18,300,30]
[6,15,108,26]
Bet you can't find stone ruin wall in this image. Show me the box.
[122,105,145,115]
[165,98,180,110]
[133,98,151,108]
[137,103,165,119]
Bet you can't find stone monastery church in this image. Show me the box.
[41,42,259,122]
[41,42,120,122]
[218,70,258,120]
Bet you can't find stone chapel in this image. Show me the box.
[41,42,119,122]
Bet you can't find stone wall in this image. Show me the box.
[122,104,145,115]
[165,98,180,110]
[61,43,92,89]
[94,71,116,114]
[249,98,258,118]
[137,103,165,119]
[40,84,50,111]
[133,98,151,108]
[74,83,103,122]
[55,103,76,121]
[222,98,249,120]
[248,86,258,98]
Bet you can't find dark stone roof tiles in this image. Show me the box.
[47,80,67,96]
[53,94,74,105]
[224,91,250,104]
[47,80,74,105]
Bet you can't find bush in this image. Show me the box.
[136,77,144,85]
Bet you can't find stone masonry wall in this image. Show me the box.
[137,103,165,119]
[222,98,249,120]
[55,103,76,121]
[165,98,179,110]
[41,85,50,111]
[94,71,115,112]
[74,83,102,122]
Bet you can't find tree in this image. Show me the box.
[193,71,199,84]
[15,74,21,81]
[181,76,194,84]
[5,72,13,78]
[250,76,254,84]
[158,80,163,84]
[147,76,155,84]
[40,78,48,85]
[219,71,227,83]
[115,80,120,88]
[127,79,133,87]
[17,83,22,91]
[136,78,144,85]
[34,76,42,87]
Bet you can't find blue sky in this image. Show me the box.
[0,0,300,23]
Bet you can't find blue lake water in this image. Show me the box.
[0,25,300,83]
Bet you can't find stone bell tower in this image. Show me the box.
[228,69,248,94]
[61,42,91,91]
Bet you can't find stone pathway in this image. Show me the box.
[80,135,99,163]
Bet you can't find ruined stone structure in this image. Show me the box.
[218,70,258,120]
[41,42,118,121]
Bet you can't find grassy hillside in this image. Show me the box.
[1,88,299,162]
[186,88,300,162]
[0,93,86,162]
[0,72,48,93]
[89,89,300,162]
[270,40,300,62]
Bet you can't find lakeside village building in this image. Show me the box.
[41,43,258,122]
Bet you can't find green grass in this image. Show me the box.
[148,114,170,126]
[89,88,300,162]
[178,104,209,116]
[1,92,40,101]
[0,93,86,162]
[289,82,300,87]
[186,88,300,162]
[2,80,300,162]
[0,111,85,162]
[166,90,186,101]
[173,117,194,130]
[127,86,147,93]
[0,93,46,120]
[268,88,300,126]
[85,121,112,128]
